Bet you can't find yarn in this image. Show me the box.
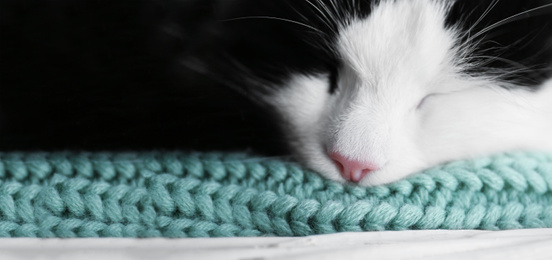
[0,151,551,238]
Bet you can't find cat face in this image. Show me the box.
[267,0,462,185]
[200,0,552,185]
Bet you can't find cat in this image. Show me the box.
[1,0,551,186]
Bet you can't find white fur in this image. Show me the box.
[267,0,552,186]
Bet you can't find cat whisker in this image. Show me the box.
[219,16,324,34]
[467,0,501,36]
[316,0,341,27]
[303,0,337,35]
[469,55,533,71]
[468,3,552,42]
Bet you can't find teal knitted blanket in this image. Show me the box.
[0,151,551,238]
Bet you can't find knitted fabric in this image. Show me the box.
[0,151,551,238]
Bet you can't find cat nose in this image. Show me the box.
[329,152,379,183]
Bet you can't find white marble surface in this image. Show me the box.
[1,229,551,260]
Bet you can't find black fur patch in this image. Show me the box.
[184,0,376,93]
[445,0,552,89]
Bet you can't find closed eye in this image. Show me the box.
[416,94,437,109]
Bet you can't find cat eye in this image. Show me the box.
[328,65,339,94]
[416,94,437,109]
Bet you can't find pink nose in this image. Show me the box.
[329,152,379,183]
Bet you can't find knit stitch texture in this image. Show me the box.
[0,151,551,238]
